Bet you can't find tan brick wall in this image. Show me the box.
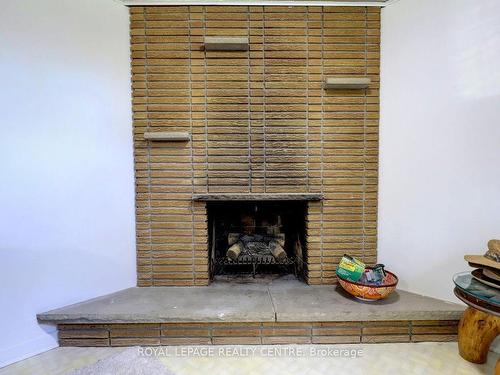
[130,5,380,286]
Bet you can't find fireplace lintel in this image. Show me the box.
[193,193,323,202]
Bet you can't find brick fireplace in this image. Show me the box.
[131,5,380,286]
[37,4,466,350]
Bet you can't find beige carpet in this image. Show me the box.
[1,343,497,375]
[67,348,174,375]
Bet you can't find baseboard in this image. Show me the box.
[0,330,58,369]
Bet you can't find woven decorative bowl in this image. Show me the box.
[337,269,398,301]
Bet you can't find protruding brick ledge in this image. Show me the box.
[58,320,459,347]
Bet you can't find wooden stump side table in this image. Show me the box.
[456,305,500,363]
[453,272,500,372]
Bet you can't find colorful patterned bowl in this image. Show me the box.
[337,269,398,301]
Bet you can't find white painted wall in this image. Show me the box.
[0,0,135,367]
[379,0,500,303]
[0,0,499,367]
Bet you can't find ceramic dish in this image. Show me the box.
[337,269,398,301]
[471,269,500,290]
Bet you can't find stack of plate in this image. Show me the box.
[464,239,500,290]
[453,271,500,313]
[470,268,500,289]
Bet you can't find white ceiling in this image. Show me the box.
[118,0,393,6]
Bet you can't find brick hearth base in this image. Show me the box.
[39,281,464,347]
[58,320,458,347]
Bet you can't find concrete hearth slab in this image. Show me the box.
[38,283,276,323]
[268,279,464,322]
[38,278,464,324]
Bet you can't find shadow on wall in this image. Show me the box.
[452,1,500,99]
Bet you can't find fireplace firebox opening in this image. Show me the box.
[207,201,308,280]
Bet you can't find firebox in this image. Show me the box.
[207,201,307,280]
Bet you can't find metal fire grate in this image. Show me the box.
[213,256,296,278]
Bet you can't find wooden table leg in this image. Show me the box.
[458,307,500,364]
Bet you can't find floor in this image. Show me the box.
[38,277,464,323]
[0,343,497,375]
